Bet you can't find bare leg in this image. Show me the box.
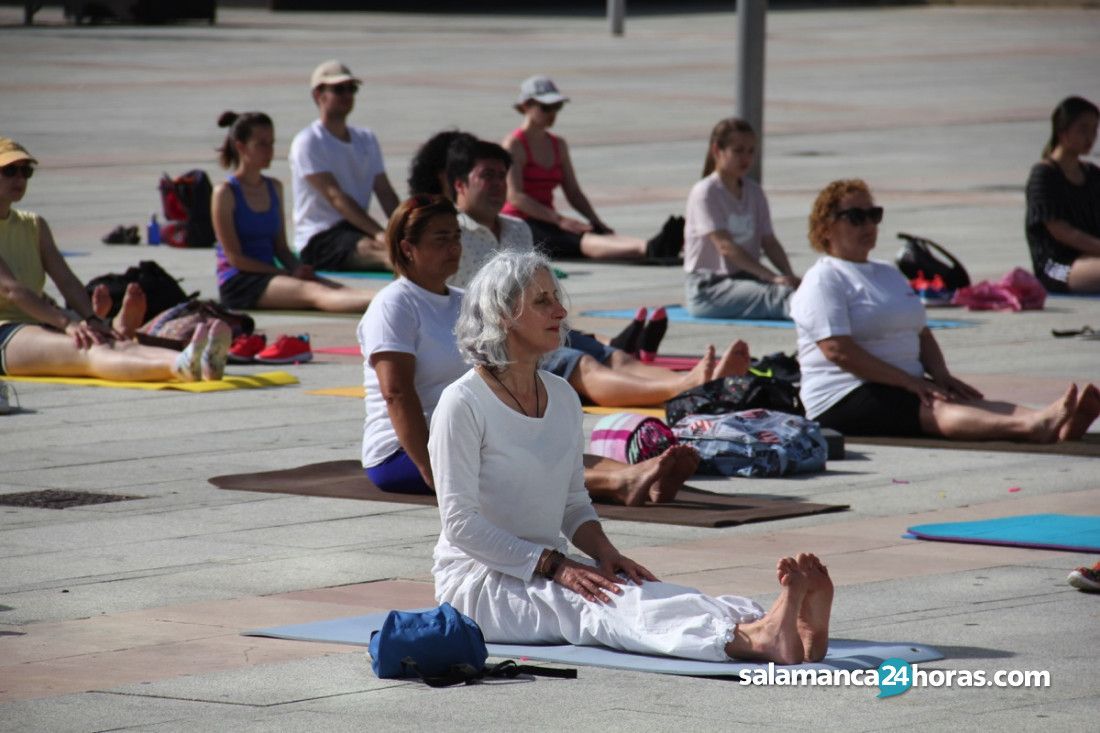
[569,347,718,406]
[579,232,646,260]
[725,556,807,665]
[794,553,833,662]
[5,324,198,382]
[256,275,375,313]
[339,235,391,271]
[1061,383,1100,441]
[920,385,1076,443]
[1067,256,1100,293]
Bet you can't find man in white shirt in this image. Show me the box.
[288,60,400,271]
[446,138,533,288]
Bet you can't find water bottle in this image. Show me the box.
[147,214,161,245]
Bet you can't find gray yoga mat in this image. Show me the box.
[244,609,943,677]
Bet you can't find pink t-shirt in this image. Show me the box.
[683,173,774,275]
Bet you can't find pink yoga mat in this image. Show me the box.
[314,346,361,356]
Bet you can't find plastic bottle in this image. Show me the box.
[147,214,161,245]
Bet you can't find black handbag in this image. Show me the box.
[895,232,970,290]
[666,374,803,426]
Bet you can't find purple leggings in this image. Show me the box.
[365,449,433,495]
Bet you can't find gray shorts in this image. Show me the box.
[541,329,617,380]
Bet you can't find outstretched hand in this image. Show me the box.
[554,559,623,603]
[66,319,114,350]
[558,216,592,236]
[935,374,983,402]
[599,552,658,585]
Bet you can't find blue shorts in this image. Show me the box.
[0,322,30,375]
[365,449,433,495]
[541,329,617,380]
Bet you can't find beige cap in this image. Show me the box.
[0,138,37,167]
[310,60,362,90]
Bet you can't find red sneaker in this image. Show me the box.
[255,334,313,364]
[227,333,267,364]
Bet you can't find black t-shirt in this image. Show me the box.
[1025,160,1100,267]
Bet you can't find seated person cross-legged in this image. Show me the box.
[0,137,230,384]
[790,178,1100,443]
[430,249,834,664]
[357,196,700,505]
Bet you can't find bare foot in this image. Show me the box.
[1032,384,1076,443]
[91,283,111,320]
[611,451,672,507]
[1060,383,1100,442]
[681,344,716,390]
[725,556,807,665]
[714,340,751,379]
[113,282,147,339]
[648,444,699,503]
[794,553,833,662]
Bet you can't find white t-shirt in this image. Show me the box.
[450,212,534,289]
[430,368,599,582]
[357,278,468,467]
[790,256,927,419]
[288,120,387,252]
[683,173,774,275]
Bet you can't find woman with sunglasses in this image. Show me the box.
[1025,96,1100,294]
[502,76,682,262]
[358,196,703,504]
[212,111,375,313]
[684,118,800,320]
[0,137,231,383]
[791,178,1099,442]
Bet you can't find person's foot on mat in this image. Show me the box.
[649,444,699,504]
[114,282,146,339]
[91,283,112,320]
[1068,561,1100,592]
[201,320,232,381]
[1031,384,1077,443]
[638,306,667,362]
[1060,383,1100,441]
[173,322,209,382]
[609,307,646,354]
[714,340,751,378]
[794,553,833,662]
[725,558,808,665]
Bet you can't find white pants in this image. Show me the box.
[435,557,765,662]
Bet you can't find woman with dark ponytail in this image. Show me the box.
[1025,96,1100,294]
[211,111,376,313]
[683,118,800,320]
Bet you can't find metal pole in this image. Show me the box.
[735,0,767,182]
[609,0,625,37]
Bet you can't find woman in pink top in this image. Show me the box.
[502,76,681,262]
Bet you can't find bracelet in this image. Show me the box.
[542,550,565,580]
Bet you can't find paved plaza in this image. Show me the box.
[1,3,1098,731]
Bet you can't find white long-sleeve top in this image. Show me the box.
[429,368,600,583]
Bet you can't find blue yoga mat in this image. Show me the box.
[244,610,942,676]
[580,306,974,330]
[907,514,1100,553]
[318,270,395,281]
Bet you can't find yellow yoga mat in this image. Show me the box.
[583,405,664,418]
[306,385,365,398]
[0,371,298,392]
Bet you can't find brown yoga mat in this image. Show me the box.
[847,432,1100,458]
[209,460,848,528]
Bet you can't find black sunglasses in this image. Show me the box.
[834,206,883,226]
[537,102,564,113]
[327,82,358,95]
[1,163,34,179]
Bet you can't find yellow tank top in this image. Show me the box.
[0,209,45,324]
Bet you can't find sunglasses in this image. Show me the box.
[537,102,564,113]
[834,206,883,226]
[326,83,358,95]
[1,163,34,179]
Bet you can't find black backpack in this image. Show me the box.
[159,170,215,247]
[83,260,196,324]
[895,232,970,290]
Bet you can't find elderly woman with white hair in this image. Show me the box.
[429,250,834,664]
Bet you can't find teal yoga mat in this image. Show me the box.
[907,514,1100,553]
[580,306,974,330]
[244,610,942,677]
[318,270,395,281]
